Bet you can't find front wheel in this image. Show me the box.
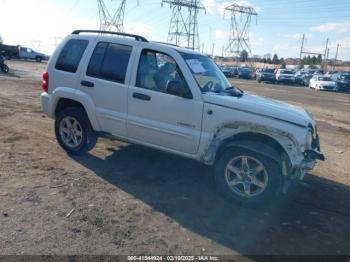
[36,56,42,63]
[55,107,97,155]
[214,148,282,206]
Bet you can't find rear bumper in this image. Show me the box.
[40,92,53,118]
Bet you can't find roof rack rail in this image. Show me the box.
[152,41,179,47]
[71,30,148,42]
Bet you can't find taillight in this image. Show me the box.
[42,71,49,92]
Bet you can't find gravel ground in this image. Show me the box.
[0,60,349,256]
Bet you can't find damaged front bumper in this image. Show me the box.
[287,129,325,182]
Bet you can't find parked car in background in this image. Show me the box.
[256,68,276,83]
[237,67,252,79]
[275,69,296,83]
[221,67,232,77]
[331,73,350,92]
[301,74,313,86]
[19,47,49,62]
[309,75,337,91]
[0,44,20,59]
[295,70,307,85]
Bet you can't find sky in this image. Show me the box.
[0,0,350,60]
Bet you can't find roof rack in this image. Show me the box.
[71,30,148,42]
[152,41,179,47]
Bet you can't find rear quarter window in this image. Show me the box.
[55,39,89,73]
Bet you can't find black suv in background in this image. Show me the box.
[237,67,252,79]
[332,73,350,92]
[256,68,276,83]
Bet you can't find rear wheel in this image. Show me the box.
[1,64,9,73]
[55,107,97,155]
[214,148,282,206]
[36,56,42,63]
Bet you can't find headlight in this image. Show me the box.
[307,130,313,149]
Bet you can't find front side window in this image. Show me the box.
[87,42,132,83]
[55,39,88,73]
[136,49,189,94]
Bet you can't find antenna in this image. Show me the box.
[162,0,206,51]
[224,3,257,57]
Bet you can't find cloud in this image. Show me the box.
[215,29,230,39]
[0,0,152,54]
[202,0,259,16]
[310,20,350,33]
[280,33,309,40]
[125,23,153,35]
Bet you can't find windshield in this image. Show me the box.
[340,74,350,80]
[318,77,332,81]
[181,53,242,95]
[280,70,294,74]
[238,67,252,73]
[262,69,275,73]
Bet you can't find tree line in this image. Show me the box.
[238,50,323,67]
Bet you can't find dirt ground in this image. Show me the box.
[0,60,350,256]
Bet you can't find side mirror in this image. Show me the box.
[166,80,193,99]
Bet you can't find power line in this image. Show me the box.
[224,3,258,57]
[97,0,139,32]
[161,0,206,50]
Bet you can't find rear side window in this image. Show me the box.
[55,39,88,73]
[87,42,132,83]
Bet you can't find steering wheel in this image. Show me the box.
[202,81,214,92]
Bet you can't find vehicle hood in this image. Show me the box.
[203,92,313,127]
[337,79,350,83]
[317,80,336,85]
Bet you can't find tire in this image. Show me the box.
[214,147,282,206]
[1,64,9,73]
[257,79,262,83]
[55,107,97,155]
[36,56,42,63]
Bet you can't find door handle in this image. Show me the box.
[132,92,151,101]
[81,80,94,88]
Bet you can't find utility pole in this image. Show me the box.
[211,43,215,57]
[299,34,305,62]
[98,0,138,32]
[162,0,206,50]
[224,3,257,57]
[333,44,340,71]
[324,38,329,59]
[299,34,328,68]
[324,47,330,72]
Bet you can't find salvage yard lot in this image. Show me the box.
[0,60,350,255]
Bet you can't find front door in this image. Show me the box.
[127,48,203,155]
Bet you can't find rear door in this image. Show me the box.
[78,40,137,137]
[126,47,203,155]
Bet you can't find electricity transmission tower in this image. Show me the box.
[162,0,206,51]
[224,3,257,57]
[97,0,133,32]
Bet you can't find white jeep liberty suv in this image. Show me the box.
[41,30,325,205]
